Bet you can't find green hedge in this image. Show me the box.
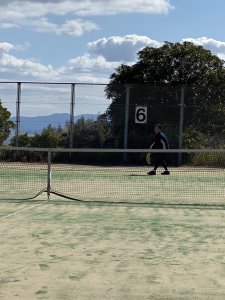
[189,153,225,167]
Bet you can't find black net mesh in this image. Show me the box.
[0,148,48,200]
[50,150,225,206]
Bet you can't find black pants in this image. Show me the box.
[152,154,168,171]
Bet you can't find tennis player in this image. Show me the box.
[148,124,170,175]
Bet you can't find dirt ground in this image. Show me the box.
[0,200,225,299]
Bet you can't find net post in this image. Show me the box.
[47,149,52,200]
[69,83,76,149]
[123,85,130,163]
[178,86,185,166]
[15,82,21,147]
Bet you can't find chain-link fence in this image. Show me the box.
[1,82,225,160]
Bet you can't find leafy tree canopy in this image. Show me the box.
[107,42,225,87]
[105,42,225,148]
[0,100,15,145]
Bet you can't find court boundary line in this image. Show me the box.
[0,202,45,221]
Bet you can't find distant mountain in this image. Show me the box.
[11,113,97,134]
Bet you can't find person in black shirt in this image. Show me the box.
[148,124,170,176]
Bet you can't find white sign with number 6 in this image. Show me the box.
[135,106,147,124]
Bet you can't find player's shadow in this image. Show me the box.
[129,174,150,177]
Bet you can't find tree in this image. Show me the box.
[107,42,225,86]
[0,100,15,145]
[10,133,32,147]
[105,42,225,148]
[73,117,104,148]
[31,125,67,148]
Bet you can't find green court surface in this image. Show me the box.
[1,200,225,299]
[1,162,225,299]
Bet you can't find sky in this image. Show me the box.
[0,0,225,83]
[1,0,225,116]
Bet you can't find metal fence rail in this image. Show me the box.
[1,82,225,164]
[0,81,108,147]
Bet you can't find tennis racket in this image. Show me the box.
[146,153,151,165]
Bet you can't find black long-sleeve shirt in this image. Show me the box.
[152,132,169,149]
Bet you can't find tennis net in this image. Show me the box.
[1,147,225,206]
[0,147,48,200]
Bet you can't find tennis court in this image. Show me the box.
[1,149,225,299]
[1,200,225,299]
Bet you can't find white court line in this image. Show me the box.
[0,202,45,221]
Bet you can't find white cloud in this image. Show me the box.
[57,19,99,36]
[182,37,225,60]
[217,53,225,61]
[0,0,174,36]
[0,18,99,37]
[0,0,174,19]
[14,42,31,52]
[88,35,162,61]
[0,45,57,80]
[0,43,14,53]
[0,23,19,29]
[68,55,120,72]
[0,43,111,83]
[57,55,120,84]
[29,18,99,36]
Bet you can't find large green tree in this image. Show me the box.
[0,100,15,145]
[105,42,225,148]
[73,116,109,148]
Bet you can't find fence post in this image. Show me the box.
[178,86,185,165]
[69,83,76,149]
[123,85,130,163]
[15,82,21,147]
[47,149,52,200]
